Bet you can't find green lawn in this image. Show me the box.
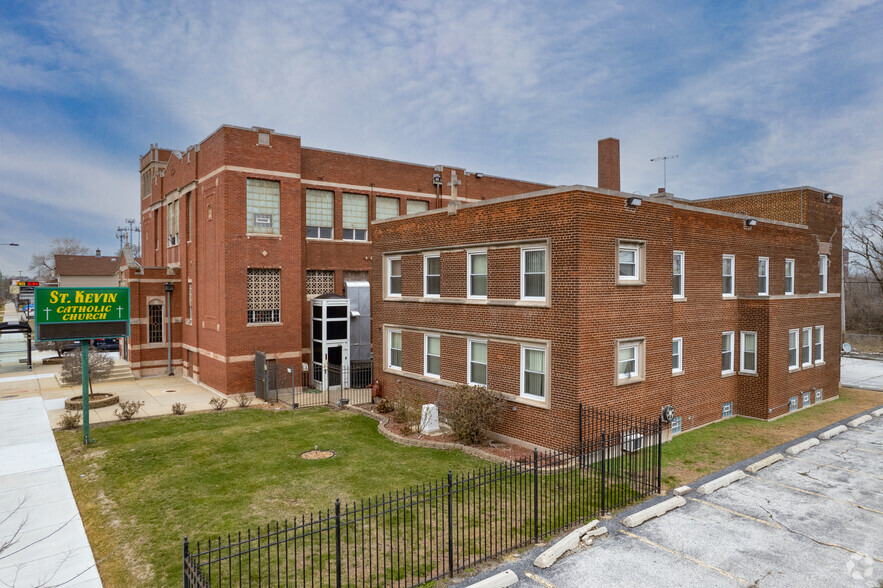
[57,407,491,587]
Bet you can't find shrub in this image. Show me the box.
[442,384,506,445]
[59,410,81,430]
[171,402,186,415]
[209,397,228,411]
[375,398,394,414]
[391,386,422,429]
[234,393,253,408]
[114,400,145,421]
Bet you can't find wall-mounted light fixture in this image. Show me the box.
[626,196,642,207]
[474,173,484,178]
[745,218,757,228]
[823,193,834,202]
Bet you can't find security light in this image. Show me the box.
[745,218,757,228]
[823,193,834,202]
[626,196,642,207]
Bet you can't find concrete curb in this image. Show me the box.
[819,425,848,440]
[533,520,598,568]
[466,569,518,588]
[621,497,686,528]
[697,470,747,494]
[872,408,883,418]
[745,453,783,474]
[785,438,819,455]
[673,485,692,496]
[848,414,872,428]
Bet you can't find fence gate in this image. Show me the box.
[254,351,268,400]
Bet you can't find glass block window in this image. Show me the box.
[425,335,441,377]
[247,268,281,323]
[306,189,333,239]
[671,416,682,435]
[376,196,400,220]
[802,391,811,408]
[722,401,733,418]
[407,200,429,215]
[148,303,163,343]
[522,346,545,399]
[469,252,487,298]
[468,340,487,386]
[522,248,546,300]
[815,388,823,403]
[789,396,798,412]
[342,193,368,240]
[307,270,335,296]
[246,179,280,235]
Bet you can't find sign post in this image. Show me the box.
[35,287,130,445]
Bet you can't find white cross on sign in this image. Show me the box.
[44,308,51,320]
[116,306,123,318]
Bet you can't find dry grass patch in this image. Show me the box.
[663,387,883,490]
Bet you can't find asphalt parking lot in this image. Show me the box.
[457,412,882,587]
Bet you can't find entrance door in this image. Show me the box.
[327,346,342,387]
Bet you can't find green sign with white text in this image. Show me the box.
[35,287,130,341]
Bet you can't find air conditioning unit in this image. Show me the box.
[254,213,272,226]
[622,432,643,453]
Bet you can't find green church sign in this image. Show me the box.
[35,287,131,341]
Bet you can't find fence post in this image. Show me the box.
[578,403,583,469]
[533,448,539,542]
[447,470,454,577]
[657,417,663,493]
[335,499,342,588]
[183,536,190,588]
[600,432,606,513]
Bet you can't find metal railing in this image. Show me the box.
[255,355,373,408]
[184,406,661,587]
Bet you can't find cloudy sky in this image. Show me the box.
[1,0,881,276]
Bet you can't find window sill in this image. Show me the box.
[814,361,825,367]
[738,371,758,377]
[673,296,686,302]
[615,375,645,387]
[246,233,282,239]
[246,322,283,327]
[722,295,736,300]
[423,294,440,299]
[500,391,550,410]
[616,280,646,287]
[721,371,736,378]
[801,363,813,369]
[789,367,801,373]
[672,370,684,377]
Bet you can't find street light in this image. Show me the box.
[2,243,19,246]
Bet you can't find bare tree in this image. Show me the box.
[60,348,114,395]
[845,199,883,295]
[28,238,89,283]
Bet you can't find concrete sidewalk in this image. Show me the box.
[0,397,102,587]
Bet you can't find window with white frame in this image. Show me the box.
[306,189,333,239]
[722,255,735,296]
[617,338,645,383]
[247,268,281,323]
[758,257,768,295]
[789,396,798,412]
[375,196,400,220]
[424,334,441,377]
[819,255,828,293]
[468,252,487,298]
[671,416,682,435]
[167,199,180,245]
[672,337,683,373]
[342,193,368,240]
[468,340,487,386]
[721,331,735,374]
[424,255,441,297]
[673,251,684,298]
[247,179,280,235]
[521,247,546,301]
[814,326,824,364]
[387,257,402,297]
[741,331,757,374]
[617,240,645,284]
[788,329,799,369]
[388,330,402,370]
[801,327,812,366]
[722,401,733,418]
[407,200,429,215]
[784,259,795,295]
[521,346,545,399]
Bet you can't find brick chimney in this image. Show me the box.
[598,138,620,191]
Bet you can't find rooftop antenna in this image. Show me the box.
[650,154,678,192]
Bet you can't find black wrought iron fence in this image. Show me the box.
[255,354,373,408]
[183,406,662,587]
